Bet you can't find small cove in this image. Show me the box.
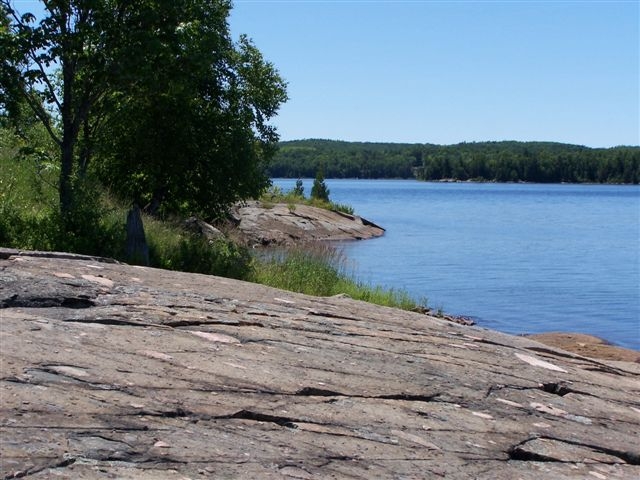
[274,178,640,350]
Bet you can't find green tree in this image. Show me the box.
[293,178,304,197]
[311,168,330,202]
[1,0,131,218]
[1,0,288,222]
[97,19,287,218]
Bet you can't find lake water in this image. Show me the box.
[273,179,640,350]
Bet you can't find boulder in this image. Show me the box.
[1,248,638,479]
[183,216,225,242]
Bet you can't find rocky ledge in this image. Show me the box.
[1,248,639,479]
[227,201,385,246]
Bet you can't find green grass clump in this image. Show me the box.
[332,279,419,311]
[250,243,423,310]
[250,245,342,297]
[260,185,354,215]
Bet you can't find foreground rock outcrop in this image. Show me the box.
[228,201,385,246]
[1,248,639,479]
[526,333,640,364]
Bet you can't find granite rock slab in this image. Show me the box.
[1,248,638,479]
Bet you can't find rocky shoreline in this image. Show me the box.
[226,201,385,246]
[525,333,639,363]
[1,248,639,479]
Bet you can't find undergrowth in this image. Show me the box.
[1,130,421,311]
[144,216,251,279]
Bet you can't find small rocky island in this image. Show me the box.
[1,248,639,479]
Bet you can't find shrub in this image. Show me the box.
[1,133,120,256]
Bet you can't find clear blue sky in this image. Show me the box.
[229,0,639,147]
[11,0,639,147]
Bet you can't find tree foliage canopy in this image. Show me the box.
[1,0,288,220]
[270,140,422,179]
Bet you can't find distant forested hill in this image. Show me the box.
[268,139,424,179]
[268,139,640,184]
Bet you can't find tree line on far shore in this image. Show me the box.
[268,139,640,184]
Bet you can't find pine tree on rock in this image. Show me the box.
[311,169,330,202]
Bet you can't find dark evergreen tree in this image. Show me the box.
[311,168,330,202]
[293,178,304,197]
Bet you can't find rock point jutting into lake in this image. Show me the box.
[228,201,385,246]
[1,248,639,479]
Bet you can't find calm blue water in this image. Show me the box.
[273,179,640,350]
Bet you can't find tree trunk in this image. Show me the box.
[59,55,75,221]
[78,117,91,177]
[144,187,166,217]
[59,126,74,221]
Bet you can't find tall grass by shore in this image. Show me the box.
[250,244,420,310]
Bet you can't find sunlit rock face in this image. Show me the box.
[229,201,385,246]
[1,248,639,479]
